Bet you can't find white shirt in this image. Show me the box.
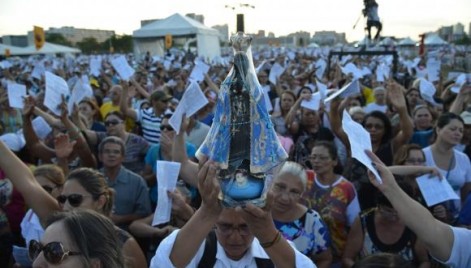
[150,230,316,268]
[363,103,387,114]
[436,226,471,268]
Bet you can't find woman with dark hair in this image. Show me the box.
[0,140,147,267]
[302,141,360,266]
[342,183,431,268]
[77,98,106,132]
[329,80,413,210]
[422,112,471,222]
[31,210,126,268]
[271,90,296,137]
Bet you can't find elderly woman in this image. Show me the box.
[271,161,332,267]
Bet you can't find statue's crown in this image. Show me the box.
[230,32,252,53]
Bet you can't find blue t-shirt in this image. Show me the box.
[144,143,196,204]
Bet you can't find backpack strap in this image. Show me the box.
[197,230,218,268]
[255,257,275,268]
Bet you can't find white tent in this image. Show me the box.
[133,13,221,60]
[23,42,81,54]
[0,43,29,56]
[398,37,416,46]
[377,37,396,46]
[424,34,448,46]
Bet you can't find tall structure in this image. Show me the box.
[212,24,229,42]
[185,13,205,24]
[312,31,347,46]
[288,31,311,47]
[27,26,115,45]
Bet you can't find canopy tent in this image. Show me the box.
[22,42,81,54]
[377,37,396,47]
[133,13,221,60]
[0,43,30,56]
[397,37,416,46]
[424,34,448,46]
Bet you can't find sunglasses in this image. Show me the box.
[159,125,174,131]
[57,194,90,207]
[104,120,122,127]
[29,240,81,264]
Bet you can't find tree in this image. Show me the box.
[454,35,471,45]
[76,37,100,54]
[46,33,73,47]
[101,35,133,53]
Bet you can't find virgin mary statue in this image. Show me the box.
[196,32,287,207]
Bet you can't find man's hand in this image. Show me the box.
[197,161,222,217]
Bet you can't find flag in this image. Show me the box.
[34,26,45,50]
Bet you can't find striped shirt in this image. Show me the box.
[135,107,164,144]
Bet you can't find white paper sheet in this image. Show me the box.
[426,58,441,82]
[324,80,360,103]
[32,116,52,140]
[268,63,285,85]
[416,175,459,207]
[189,60,210,82]
[419,78,438,106]
[342,110,382,183]
[110,56,135,81]
[315,59,327,79]
[44,71,70,116]
[301,92,322,111]
[12,246,32,267]
[450,73,467,93]
[68,80,94,114]
[169,81,208,134]
[90,57,102,77]
[7,83,26,109]
[152,161,181,226]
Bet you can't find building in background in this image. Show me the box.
[185,13,205,24]
[1,35,28,47]
[26,26,115,45]
[212,24,229,42]
[312,31,347,46]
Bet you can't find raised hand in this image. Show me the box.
[22,96,36,118]
[235,191,276,238]
[197,161,221,217]
[387,79,407,110]
[54,132,76,159]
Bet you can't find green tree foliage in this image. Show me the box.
[45,33,73,46]
[76,37,100,54]
[101,35,133,53]
[454,35,471,45]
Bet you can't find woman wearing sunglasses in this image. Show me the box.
[30,209,125,267]
[0,140,146,267]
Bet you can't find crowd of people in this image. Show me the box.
[0,41,470,268]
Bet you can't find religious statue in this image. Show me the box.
[196,32,287,207]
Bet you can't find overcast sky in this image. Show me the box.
[1,0,470,42]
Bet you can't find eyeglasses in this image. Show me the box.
[159,125,174,131]
[42,185,59,194]
[271,184,302,199]
[104,120,122,127]
[57,194,91,207]
[216,223,251,236]
[28,240,81,264]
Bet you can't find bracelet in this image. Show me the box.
[260,231,282,249]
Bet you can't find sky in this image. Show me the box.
[1,0,470,43]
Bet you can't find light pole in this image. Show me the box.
[225,3,255,33]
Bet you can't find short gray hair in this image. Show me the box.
[275,161,307,191]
